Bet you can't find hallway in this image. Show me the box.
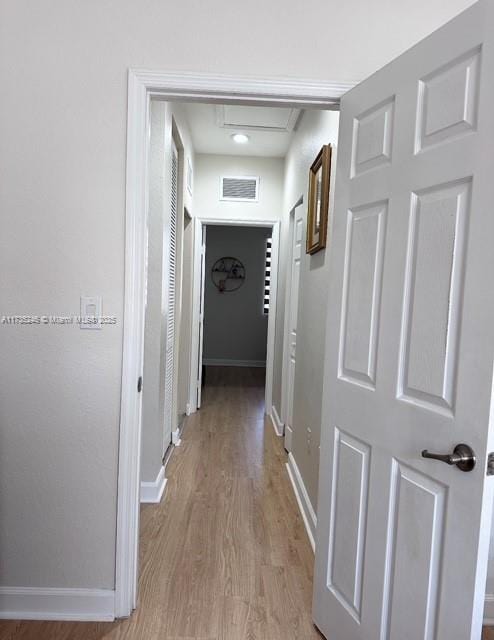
[0,367,322,640]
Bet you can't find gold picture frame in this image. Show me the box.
[306,144,332,254]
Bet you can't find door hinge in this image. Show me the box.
[487,453,494,476]
[137,376,143,393]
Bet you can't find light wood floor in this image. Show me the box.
[0,367,323,640]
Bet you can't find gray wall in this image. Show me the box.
[203,226,271,365]
[274,110,340,512]
[0,0,476,593]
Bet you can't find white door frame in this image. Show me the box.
[117,69,355,617]
[280,196,304,429]
[190,219,206,411]
[189,217,280,416]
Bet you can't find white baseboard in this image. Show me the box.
[269,404,284,437]
[484,593,494,625]
[286,452,317,553]
[203,358,266,368]
[140,465,167,504]
[171,428,181,446]
[284,424,293,452]
[0,587,115,621]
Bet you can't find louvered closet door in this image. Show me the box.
[163,139,178,454]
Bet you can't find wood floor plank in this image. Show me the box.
[0,365,489,639]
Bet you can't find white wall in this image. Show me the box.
[194,154,284,223]
[0,0,476,594]
[203,226,271,365]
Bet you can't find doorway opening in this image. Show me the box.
[196,221,279,409]
[119,75,347,617]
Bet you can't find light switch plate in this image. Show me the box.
[80,296,102,329]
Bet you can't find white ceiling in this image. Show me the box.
[181,103,302,157]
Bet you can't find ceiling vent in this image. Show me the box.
[220,176,259,202]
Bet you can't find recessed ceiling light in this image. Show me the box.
[231,133,249,144]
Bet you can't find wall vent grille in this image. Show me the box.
[220,176,259,202]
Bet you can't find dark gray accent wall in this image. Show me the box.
[203,225,271,364]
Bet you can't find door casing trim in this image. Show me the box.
[117,68,356,617]
[189,217,281,418]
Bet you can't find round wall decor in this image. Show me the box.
[211,256,245,293]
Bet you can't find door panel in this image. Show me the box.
[417,47,480,152]
[314,2,494,639]
[285,206,304,451]
[351,98,394,177]
[398,179,470,413]
[328,429,370,622]
[339,201,387,388]
[383,462,446,639]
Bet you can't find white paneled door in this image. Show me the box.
[313,2,494,639]
[284,204,304,452]
[163,139,178,454]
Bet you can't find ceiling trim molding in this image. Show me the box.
[131,69,357,106]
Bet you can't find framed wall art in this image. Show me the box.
[306,144,332,254]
